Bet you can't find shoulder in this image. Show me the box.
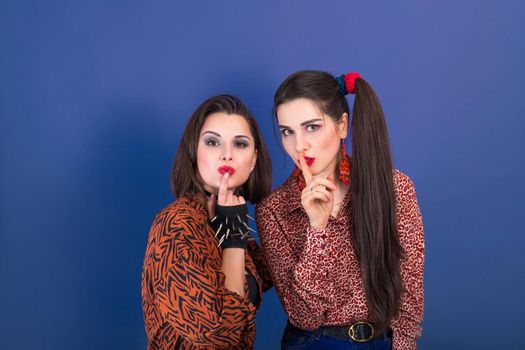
[150,194,208,238]
[391,170,425,258]
[158,193,206,219]
[393,168,413,188]
[392,169,422,228]
[393,169,417,198]
[392,169,424,233]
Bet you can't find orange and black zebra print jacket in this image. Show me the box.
[141,192,273,350]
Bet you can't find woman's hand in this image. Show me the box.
[299,153,336,230]
[208,172,250,249]
[210,173,246,296]
[217,172,246,206]
[206,172,246,219]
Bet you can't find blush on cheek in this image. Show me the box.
[196,152,219,189]
[321,131,340,154]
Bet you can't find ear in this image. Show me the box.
[250,149,258,172]
[338,113,349,138]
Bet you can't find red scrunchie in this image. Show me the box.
[343,72,361,94]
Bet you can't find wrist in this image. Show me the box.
[221,239,248,249]
[211,203,251,247]
[309,221,327,230]
[221,247,246,255]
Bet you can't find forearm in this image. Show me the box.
[221,248,246,297]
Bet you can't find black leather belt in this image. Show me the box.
[288,321,389,343]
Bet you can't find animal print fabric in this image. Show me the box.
[255,170,424,350]
[142,193,272,349]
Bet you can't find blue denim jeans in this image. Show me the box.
[281,322,392,350]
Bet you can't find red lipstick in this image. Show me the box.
[304,156,315,166]
[218,166,235,176]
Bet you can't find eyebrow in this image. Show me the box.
[201,131,252,140]
[278,118,324,129]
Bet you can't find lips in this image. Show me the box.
[304,156,315,166]
[218,166,235,176]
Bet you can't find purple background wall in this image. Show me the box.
[1,1,524,349]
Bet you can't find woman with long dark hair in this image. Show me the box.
[256,71,424,350]
[142,95,273,349]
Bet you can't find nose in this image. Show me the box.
[220,145,232,161]
[295,132,308,154]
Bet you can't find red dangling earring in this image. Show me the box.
[293,165,307,190]
[339,141,350,185]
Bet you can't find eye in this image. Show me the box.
[235,141,249,148]
[205,138,220,147]
[281,129,293,137]
[306,124,320,132]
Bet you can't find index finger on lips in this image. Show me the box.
[218,172,229,204]
[298,152,313,183]
[225,187,235,205]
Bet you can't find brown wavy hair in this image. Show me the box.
[171,94,272,203]
[274,70,403,332]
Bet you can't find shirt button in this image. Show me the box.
[320,243,326,249]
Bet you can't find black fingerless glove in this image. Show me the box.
[210,203,254,249]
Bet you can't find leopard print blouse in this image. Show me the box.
[256,170,424,350]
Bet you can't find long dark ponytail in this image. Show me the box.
[274,70,404,332]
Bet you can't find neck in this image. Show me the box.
[334,176,350,199]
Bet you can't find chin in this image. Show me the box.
[310,166,329,177]
[308,165,321,174]
[228,179,244,189]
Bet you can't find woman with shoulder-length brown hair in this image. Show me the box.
[142,94,273,349]
[256,70,424,350]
